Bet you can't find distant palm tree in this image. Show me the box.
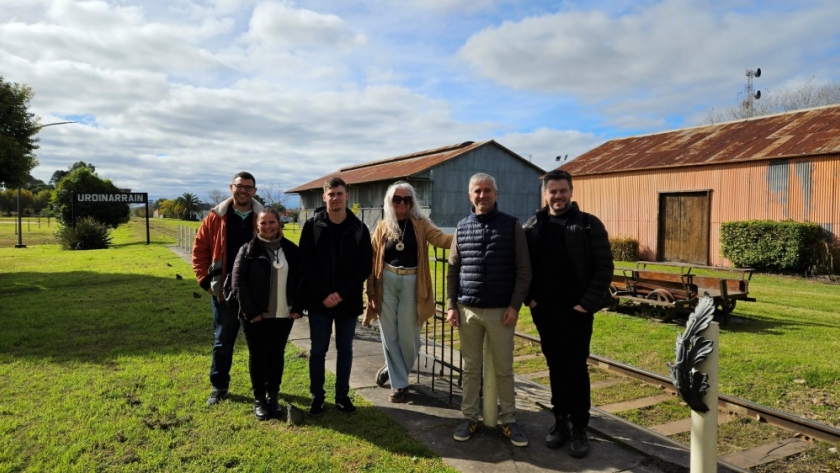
[176,192,200,220]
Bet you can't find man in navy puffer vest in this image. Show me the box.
[446,173,532,447]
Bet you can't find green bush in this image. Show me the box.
[56,217,113,250]
[610,236,638,262]
[720,220,829,274]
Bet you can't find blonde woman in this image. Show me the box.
[364,181,453,402]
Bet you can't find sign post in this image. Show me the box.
[72,192,150,244]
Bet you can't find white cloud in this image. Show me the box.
[397,0,501,13]
[1,0,228,74]
[458,0,840,110]
[243,2,364,47]
[29,76,483,198]
[4,0,840,204]
[498,127,605,173]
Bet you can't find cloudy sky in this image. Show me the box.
[3,0,839,205]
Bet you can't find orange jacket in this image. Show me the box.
[191,198,263,297]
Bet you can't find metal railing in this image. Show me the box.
[417,246,463,402]
[176,225,197,253]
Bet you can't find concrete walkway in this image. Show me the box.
[169,245,742,473]
[286,318,728,473]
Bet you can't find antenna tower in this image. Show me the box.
[742,68,762,117]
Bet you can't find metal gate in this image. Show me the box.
[416,246,463,402]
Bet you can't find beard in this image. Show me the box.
[550,200,570,213]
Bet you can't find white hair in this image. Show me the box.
[382,181,428,241]
[468,172,497,191]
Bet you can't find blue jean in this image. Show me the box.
[210,296,241,391]
[379,270,418,390]
[309,311,357,401]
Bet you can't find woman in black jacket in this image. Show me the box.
[232,209,302,420]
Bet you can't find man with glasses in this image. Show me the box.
[192,171,263,406]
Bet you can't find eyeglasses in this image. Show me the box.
[392,195,413,205]
[233,184,256,192]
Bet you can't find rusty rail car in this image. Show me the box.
[608,262,756,323]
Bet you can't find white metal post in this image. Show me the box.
[690,321,719,472]
[482,332,498,427]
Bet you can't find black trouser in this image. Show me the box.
[242,318,295,399]
[532,305,594,429]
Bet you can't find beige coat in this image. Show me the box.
[364,216,453,327]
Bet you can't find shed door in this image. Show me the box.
[658,192,710,265]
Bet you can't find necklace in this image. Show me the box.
[267,247,285,269]
[395,220,407,251]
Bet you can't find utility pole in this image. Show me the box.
[15,121,76,249]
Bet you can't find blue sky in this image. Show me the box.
[2,0,839,206]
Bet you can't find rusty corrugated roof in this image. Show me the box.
[560,104,840,176]
[287,139,538,193]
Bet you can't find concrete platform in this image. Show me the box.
[286,318,747,473]
[166,246,744,472]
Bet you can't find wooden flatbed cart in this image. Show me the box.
[608,262,756,324]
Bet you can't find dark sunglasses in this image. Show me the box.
[392,195,413,205]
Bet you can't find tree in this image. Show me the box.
[0,77,41,188]
[17,189,34,215]
[257,183,288,214]
[707,79,840,123]
[176,192,200,220]
[33,188,52,215]
[50,161,96,187]
[207,189,226,206]
[285,208,301,222]
[51,167,130,228]
[0,188,15,216]
[0,188,36,215]
[157,199,178,218]
[50,170,69,187]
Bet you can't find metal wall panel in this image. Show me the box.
[430,147,543,226]
[572,154,840,267]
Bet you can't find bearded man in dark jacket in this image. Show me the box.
[523,170,614,459]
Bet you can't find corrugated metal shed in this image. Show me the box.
[287,140,542,193]
[290,140,545,228]
[562,104,840,176]
[556,104,840,268]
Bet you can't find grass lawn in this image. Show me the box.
[427,242,840,430]
[5,215,838,470]
[0,216,60,247]
[0,221,455,472]
[574,266,840,429]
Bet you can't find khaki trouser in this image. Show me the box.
[457,303,516,424]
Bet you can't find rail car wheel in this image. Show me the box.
[715,299,737,314]
[646,289,676,321]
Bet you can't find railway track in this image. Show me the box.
[511,330,840,470]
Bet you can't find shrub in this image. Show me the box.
[56,217,113,250]
[809,240,838,276]
[720,220,829,274]
[610,236,639,262]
